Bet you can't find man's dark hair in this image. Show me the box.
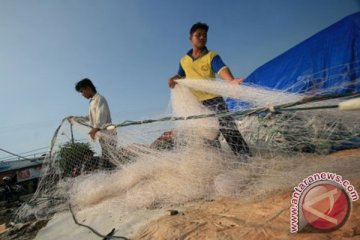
[190,22,209,35]
[75,78,97,93]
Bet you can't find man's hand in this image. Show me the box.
[168,79,177,88]
[168,75,182,88]
[230,77,245,85]
[89,128,99,140]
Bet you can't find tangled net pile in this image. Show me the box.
[15,63,360,236]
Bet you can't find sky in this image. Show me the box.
[0,0,359,161]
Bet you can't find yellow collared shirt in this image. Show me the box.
[178,48,228,101]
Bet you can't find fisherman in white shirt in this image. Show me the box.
[72,78,116,170]
[88,92,112,134]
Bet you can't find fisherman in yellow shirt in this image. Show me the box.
[168,22,250,157]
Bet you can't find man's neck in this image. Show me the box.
[191,47,205,59]
[89,92,97,99]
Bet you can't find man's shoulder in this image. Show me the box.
[207,50,218,57]
[93,93,108,102]
[180,53,191,60]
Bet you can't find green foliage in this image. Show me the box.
[58,142,92,177]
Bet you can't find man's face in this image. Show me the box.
[190,28,207,49]
[79,86,92,99]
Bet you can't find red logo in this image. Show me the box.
[301,183,351,231]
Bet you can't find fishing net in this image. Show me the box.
[15,63,360,238]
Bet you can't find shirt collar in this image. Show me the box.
[187,46,209,60]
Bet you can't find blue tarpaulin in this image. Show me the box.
[227,12,360,111]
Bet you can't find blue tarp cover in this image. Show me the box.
[227,12,360,111]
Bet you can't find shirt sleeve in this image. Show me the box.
[211,55,228,74]
[177,63,185,77]
[75,115,89,122]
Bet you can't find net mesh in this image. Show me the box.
[15,63,360,236]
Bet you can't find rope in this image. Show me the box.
[275,104,339,112]
[75,92,358,130]
[0,148,34,161]
[69,204,129,240]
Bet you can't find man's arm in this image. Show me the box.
[89,127,99,140]
[168,63,185,88]
[68,115,89,123]
[218,67,244,84]
[212,54,244,84]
